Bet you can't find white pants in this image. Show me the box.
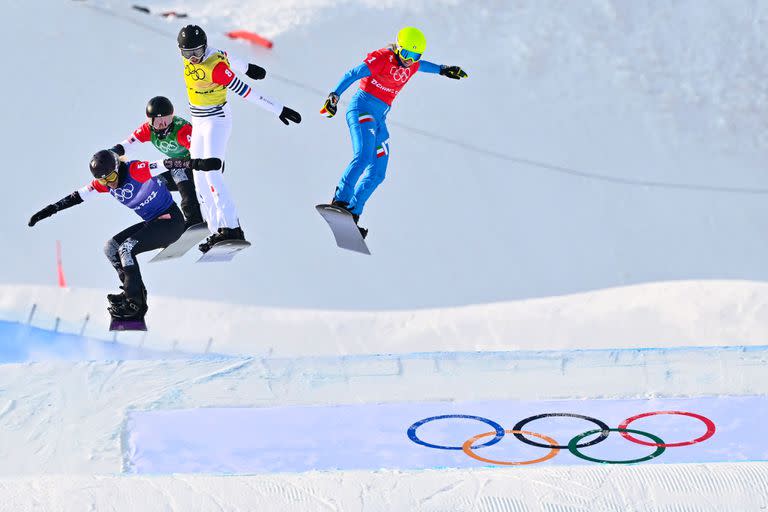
[189,104,237,232]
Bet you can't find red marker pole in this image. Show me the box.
[226,30,273,49]
[56,240,67,288]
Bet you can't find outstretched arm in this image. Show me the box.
[157,157,223,173]
[418,60,442,74]
[320,63,372,118]
[419,60,468,79]
[28,191,85,227]
[111,123,152,160]
[226,52,267,81]
[211,61,301,125]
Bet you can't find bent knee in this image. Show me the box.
[370,166,387,184]
[118,238,139,267]
[104,238,119,260]
[348,153,370,170]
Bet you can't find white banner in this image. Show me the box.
[126,396,768,473]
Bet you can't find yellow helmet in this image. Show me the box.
[396,26,427,55]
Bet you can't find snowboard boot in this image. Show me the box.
[107,285,147,307]
[107,287,125,306]
[331,198,350,210]
[351,214,368,239]
[184,216,205,231]
[331,187,349,209]
[177,178,204,230]
[198,227,244,253]
[108,295,148,320]
[218,226,246,242]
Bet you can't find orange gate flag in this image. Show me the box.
[227,30,273,49]
[56,240,67,288]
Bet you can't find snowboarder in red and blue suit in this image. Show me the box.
[320,27,467,236]
[27,150,200,319]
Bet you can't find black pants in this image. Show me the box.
[103,204,184,301]
[158,169,202,223]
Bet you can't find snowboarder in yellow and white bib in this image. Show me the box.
[177,24,302,253]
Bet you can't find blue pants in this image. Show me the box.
[334,91,391,216]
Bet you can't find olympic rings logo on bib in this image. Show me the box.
[156,140,181,154]
[407,411,716,465]
[390,66,411,83]
[185,64,206,81]
[111,183,135,202]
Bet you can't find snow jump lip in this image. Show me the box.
[124,395,765,474]
[0,320,186,362]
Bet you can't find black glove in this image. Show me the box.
[163,158,191,170]
[320,93,339,118]
[110,144,125,157]
[279,106,302,126]
[28,204,58,227]
[191,158,223,171]
[246,63,267,80]
[439,65,468,80]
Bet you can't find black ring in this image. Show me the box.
[512,413,610,449]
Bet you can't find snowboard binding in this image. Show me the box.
[108,296,148,320]
[108,296,148,332]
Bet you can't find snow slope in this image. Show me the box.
[1,465,767,512]
[1,282,767,509]
[3,280,768,356]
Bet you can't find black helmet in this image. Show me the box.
[89,150,120,180]
[146,96,174,118]
[177,24,207,50]
[146,96,175,137]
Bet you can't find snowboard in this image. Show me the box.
[196,239,251,263]
[150,222,208,262]
[109,316,147,331]
[316,204,370,255]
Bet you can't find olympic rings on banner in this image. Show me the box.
[463,430,559,466]
[407,415,505,450]
[618,411,716,448]
[512,413,610,449]
[568,428,666,464]
[406,410,715,466]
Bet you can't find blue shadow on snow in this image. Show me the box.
[0,320,192,363]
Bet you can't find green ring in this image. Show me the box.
[568,428,666,464]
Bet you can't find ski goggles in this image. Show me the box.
[97,170,119,185]
[180,45,205,61]
[398,47,422,64]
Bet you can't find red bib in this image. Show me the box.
[359,48,420,106]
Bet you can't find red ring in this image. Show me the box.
[619,411,716,447]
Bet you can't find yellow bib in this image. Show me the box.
[182,51,230,106]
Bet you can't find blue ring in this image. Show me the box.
[407,414,506,450]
